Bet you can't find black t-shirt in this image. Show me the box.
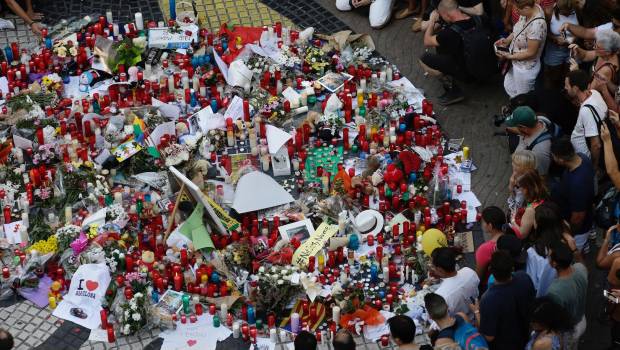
[479,271,535,350]
[551,153,595,235]
[436,18,476,58]
[458,0,482,8]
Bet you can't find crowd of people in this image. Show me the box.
[336,0,620,350]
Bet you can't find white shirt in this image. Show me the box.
[596,22,613,32]
[550,11,578,36]
[571,90,607,158]
[526,247,557,297]
[435,267,480,320]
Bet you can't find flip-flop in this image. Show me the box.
[350,0,372,8]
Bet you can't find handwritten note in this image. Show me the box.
[223,96,244,121]
[148,26,198,49]
[292,222,339,267]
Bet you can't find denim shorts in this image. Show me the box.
[544,42,570,66]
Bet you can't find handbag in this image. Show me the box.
[500,16,545,75]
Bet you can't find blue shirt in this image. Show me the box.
[551,153,595,235]
[479,271,535,350]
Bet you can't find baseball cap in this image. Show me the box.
[497,234,527,264]
[505,106,537,128]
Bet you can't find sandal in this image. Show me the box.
[395,7,417,19]
[350,0,372,8]
[411,18,422,32]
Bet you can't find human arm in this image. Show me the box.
[608,257,620,285]
[569,211,587,234]
[588,135,602,170]
[597,226,620,268]
[460,3,484,16]
[511,205,535,239]
[601,122,620,188]
[3,0,42,36]
[591,69,619,112]
[423,11,440,47]
[568,44,596,62]
[560,22,597,40]
[471,298,496,342]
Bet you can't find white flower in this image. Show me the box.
[132,313,141,321]
[123,324,131,335]
[258,266,265,273]
[56,47,67,58]
[134,292,143,299]
[69,47,78,57]
[125,310,130,318]
[277,279,284,285]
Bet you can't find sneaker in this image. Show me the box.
[369,0,395,28]
[439,88,465,105]
[0,18,15,30]
[411,18,422,32]
[336,0,353,11]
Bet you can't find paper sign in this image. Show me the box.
[213,49,229,84]
[282,87,301,104]
[53,263,111,329]
[189,106,225,134]
[3,220,23,244]
[153,98,181,119]
[232,171,294,213]
[271,146,291,177]
[148,26,198,49]
[223,96,244,121]
[292,223,338,266]
[265,125,292,155]
[94,149,111,165]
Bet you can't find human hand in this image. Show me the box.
[610,110,620,130]
[468,298,480,314]
[605,225,615,241]
[601,122,612,144]
[560,22,572,33]
[30,22,43,37]
[495,38,507,47]
[569,58,579,71]
[429,10,439,23]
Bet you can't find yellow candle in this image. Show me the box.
[49,296,57,309]
[462,146,470,160]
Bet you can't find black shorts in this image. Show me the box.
[420,52,466,79]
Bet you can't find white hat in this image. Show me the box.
[354,210,384,237]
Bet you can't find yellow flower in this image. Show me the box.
[69,47,78,57]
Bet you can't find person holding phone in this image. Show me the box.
[495,0,547,99]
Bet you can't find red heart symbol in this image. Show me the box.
[187,339,197,347]
[85,280,98,292]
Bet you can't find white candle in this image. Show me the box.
[332,306,340,325]
[192,76,200,91]
[232,322,240,338]
[114,192,122,204]
[261,155,270,172]
[21,212,28,228]
[135,12,144,31]
[291,312,300,333]
[220,303,227,320]
[379,71,387,82]
[106,10,113,24]
[360,79,367,91]
[383,266,389,283]
[113,24,120,37]
[168,77,175,93]
[386,67,393,81]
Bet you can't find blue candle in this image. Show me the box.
[211,271,220,284]
[370,264,378,283]
[247,306,255,324]
[4,47,12,63]
[151,290,159,303]
[169,0,176,21]
[211,98,218,112]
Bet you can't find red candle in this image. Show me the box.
[125,255,133,272]
[3,206,10,223]
[180,249,188,266]
[124,287,133,300]
[367,234,374,246]
[174,273,183,291]
[2,267,9,279]
[195,303,203,315]
[308,256,315,272]
[107,325,115,343]
[100,309,108,329]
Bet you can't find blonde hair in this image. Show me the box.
[512,150,537,171]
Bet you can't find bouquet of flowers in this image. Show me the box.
[55,224,82,251]
[119,291,149,335]
[40,73,64,94]
[253,265,302,316]
[52,40,78,59]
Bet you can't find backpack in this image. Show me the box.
[453,315,489,350]
[584,104,620,173]
[524,116,563,151]
[594,184,620,229]
[450,16,497,81]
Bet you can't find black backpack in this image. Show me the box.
[584,104,620,172]
[450,16,497,81]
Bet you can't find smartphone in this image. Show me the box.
[495,45,509,52]
[604,290,620,304]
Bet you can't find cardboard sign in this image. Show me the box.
[53,263,111,329]
[292,222,338,267]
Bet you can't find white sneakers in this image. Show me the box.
[0,18,15,30]
[335,0,395,28]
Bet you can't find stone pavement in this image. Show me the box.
[0,0,613,349]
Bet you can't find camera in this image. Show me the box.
[604,290,619,304]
